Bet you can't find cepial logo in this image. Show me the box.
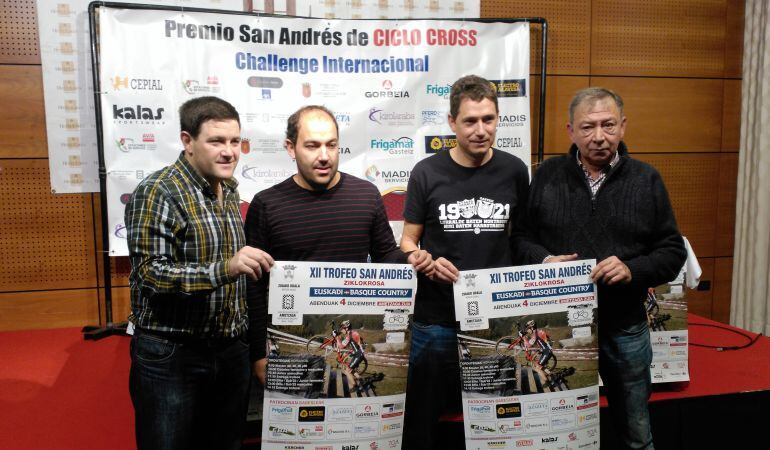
[111,76,128,90]
[365,165,380,182]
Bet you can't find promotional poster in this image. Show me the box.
[453,260,600,450]
[648,268,689,383]
[263,261,416,450]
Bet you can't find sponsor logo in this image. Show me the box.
[370,137,414,155]
[486,441,506,449]
[269,405,294,421]
[314,447,333,450]
[425,135,457,154]
[524,416,549,432]
[335,112,351,126]
[268,425,296,437]
[381,420,402,434]
[298,425,324,439]
[496,402,522,419]
[354,421,379,438]
[498,419,523,434]
[523,400,549,416]
[468,405,493,419]
[241,165,294,182]
[365,165,379,182]
[542,436,558,443]
[578,411,599,424]
[119,193,132,205]
[387,439,400,448]
[366,166,410,184]
[116,135,157,153]
[497,114,527,127]
[488,79,527,97]
[298,406,325,422]
[355,404,380,419]
[365,80,410,98]
[182,77,221,95]
[381,402,404,418]
[114,223,127,239]
[112,104,165,124]
[110,76,163,91]
[341,445,359,450]
[569,432,577,441]
[426,83,451,98]
[421,110,445,125]
[576,393,599,410]
[368,108,415,126]
[550,397,575,413]
[470,423,497,435]
[495,136,523,149]
[326,423,353,438]
[551,414,576,430]
[516,439,534,447]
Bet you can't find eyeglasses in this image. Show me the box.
[577,122,620,137]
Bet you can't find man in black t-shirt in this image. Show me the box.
[400,75,530,449]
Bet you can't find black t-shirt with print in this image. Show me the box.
[403,148,530,326]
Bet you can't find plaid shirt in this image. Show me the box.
[577,150,621,198]
[125,152,247,338]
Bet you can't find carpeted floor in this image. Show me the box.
[0,328,133,449]
[1,314,768,449]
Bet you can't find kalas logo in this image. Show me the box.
[113,104,164,121]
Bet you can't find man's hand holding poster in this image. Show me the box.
[453,260,600,450]
[264,261,416,449]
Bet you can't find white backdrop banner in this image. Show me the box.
[97,6,531,255]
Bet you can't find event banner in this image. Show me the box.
[453,261,600,450]
[96,6,531,254]
[264,261,416,450]
[648,268,689,383]
[36,0,244,193]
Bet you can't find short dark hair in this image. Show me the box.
[449,74,498,118]
[285,105,339,144]
[568,87,624,124]
[179,96,240,138]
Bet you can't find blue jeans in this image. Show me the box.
[129,329,251,450]
[600,320,654,450]
[403,321,461,450]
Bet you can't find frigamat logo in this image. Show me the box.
[365,165,380,182]
[370,137,414,155]
[426,83,451,98]
[424,135,456,154]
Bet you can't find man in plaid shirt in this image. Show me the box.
[125,96,272,450]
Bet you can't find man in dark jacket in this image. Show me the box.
[513,87,686,449]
